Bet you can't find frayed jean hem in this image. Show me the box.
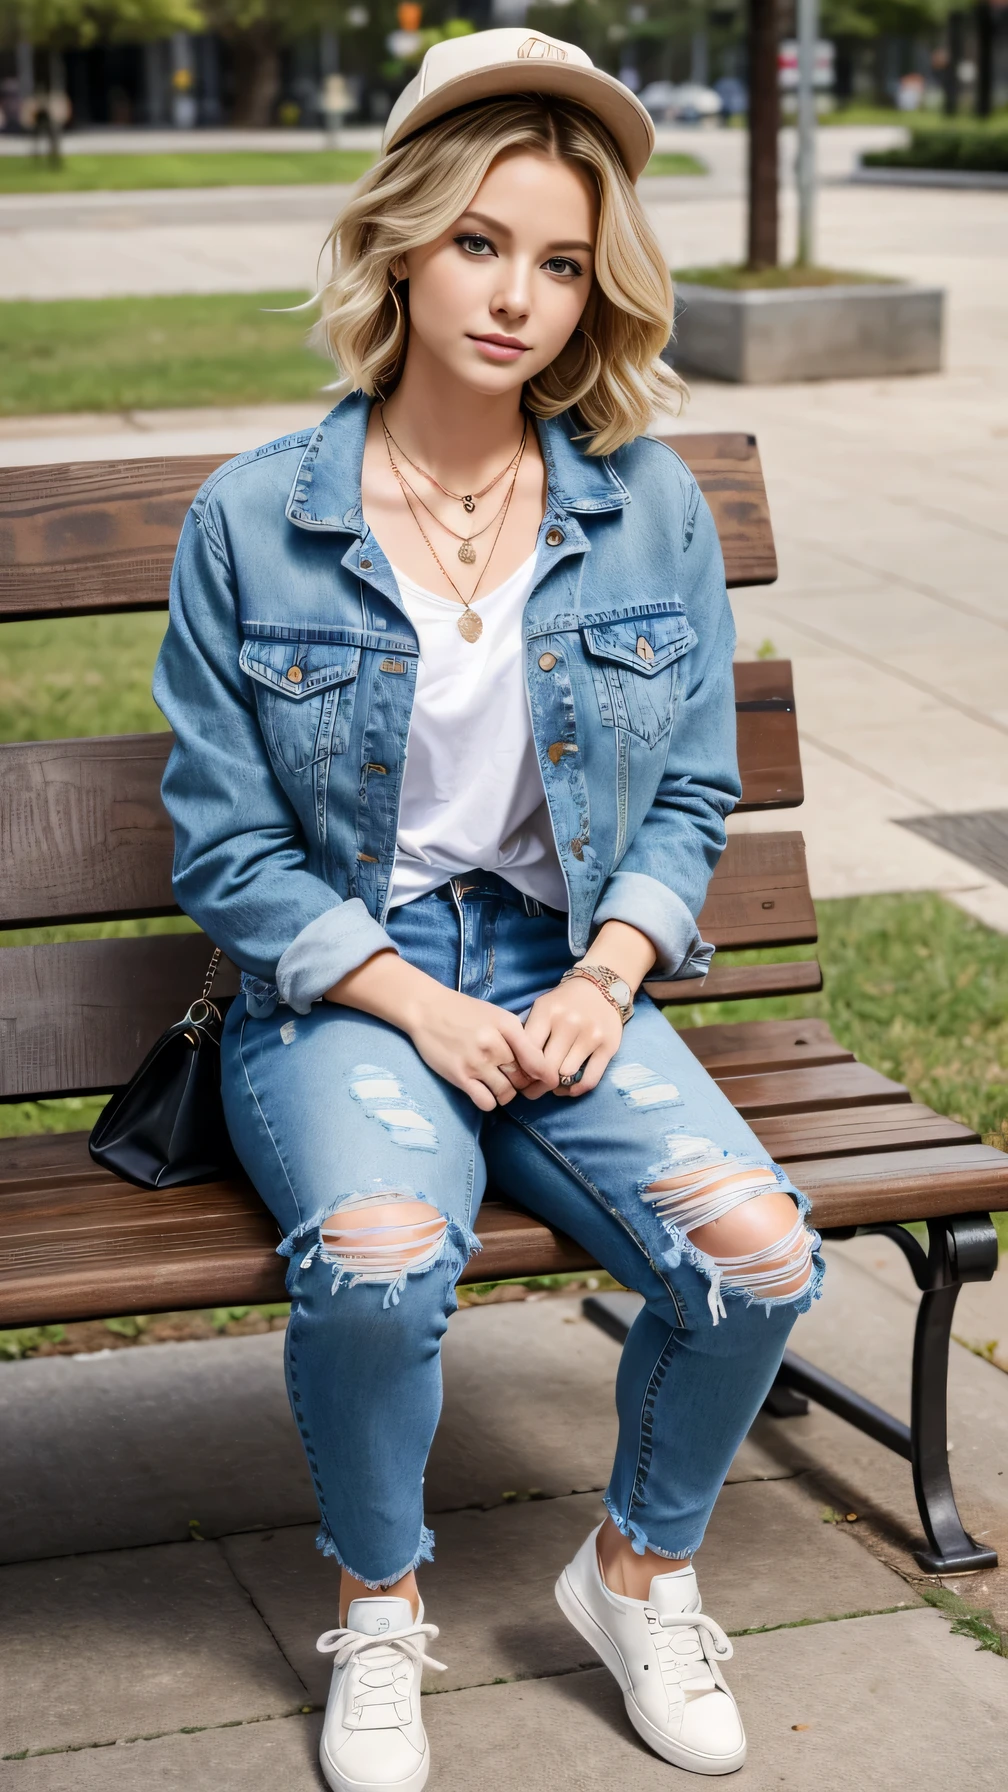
[315,1520,436,1588]
[601,1496,701,1562]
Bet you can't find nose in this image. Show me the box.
[490,256,533,326]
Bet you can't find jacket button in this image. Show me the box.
[538,652,557,671]
[286,666,303,683]
[547,741,577,765]
[545,527,564,547]
[359,557,373,570]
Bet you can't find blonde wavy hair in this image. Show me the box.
[317,95,684,456]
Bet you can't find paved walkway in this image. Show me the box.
[3,1255,1008,1786]
[0,128,904,301]
[0,174,1005,920]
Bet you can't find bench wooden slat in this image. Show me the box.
[757,1103,978,1161]
[0,936,240,1101]
[784,1144,1008,1228]
[713,1061,909,1118]
[648,960,822,1006]
[697,831,816,949]
[679,1016,849,1076]
[0,663,802,930]
[0,734,176,929]
[732,658,802,812]
[655,433,778,587]
[0,434,777,625]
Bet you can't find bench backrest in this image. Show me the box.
[0,434,812,1106]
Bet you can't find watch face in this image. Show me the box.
[609,977,631,1008]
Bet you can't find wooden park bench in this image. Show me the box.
[2,436,1007,1579]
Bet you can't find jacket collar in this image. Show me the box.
[284,389,630,533]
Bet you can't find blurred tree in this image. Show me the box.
[0,0,202,153]
[197,0,331,126]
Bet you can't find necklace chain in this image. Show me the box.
[380,408,526,513]
[382,421,526,641]
[380,420,513,562]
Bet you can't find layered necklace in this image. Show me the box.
[380,407,527,644]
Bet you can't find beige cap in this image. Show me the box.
[382,27,655,181]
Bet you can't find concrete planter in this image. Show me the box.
[665,280,944,383]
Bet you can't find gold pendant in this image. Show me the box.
[463,495,475,514]
[458,540,476,565]
[458,609,482,643]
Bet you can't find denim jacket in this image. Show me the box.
[153,391,740,1016]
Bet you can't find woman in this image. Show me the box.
[154,29,823,1789]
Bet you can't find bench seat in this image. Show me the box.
[3,1017,1004,1330]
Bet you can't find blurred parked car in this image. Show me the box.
[639,81,722,124]
[714,76,747,121]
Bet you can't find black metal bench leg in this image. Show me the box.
[763,1213,1000,1575]
[909,1224,998,1574]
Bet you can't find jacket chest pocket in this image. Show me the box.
[239,637,361,774]
[580,608,697,748]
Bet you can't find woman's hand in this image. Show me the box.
[519,976,623,1099]
[518,919,658,1100]
[405,982,552,1112]
[325,951,551,1112]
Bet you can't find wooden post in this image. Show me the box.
[747,0,779,270]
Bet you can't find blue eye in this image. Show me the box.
[545,257,582,278]
[456,233,495,256]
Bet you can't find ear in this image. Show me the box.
[390,257,408,283]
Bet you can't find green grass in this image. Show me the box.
[0,149,373,193]
[0,146,705,193]
[0,612,169,740]
[643,152,707,177]
[0,292,330,417]
[673,263,897,290]
[668,893,1008,1161]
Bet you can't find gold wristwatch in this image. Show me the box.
[560,961,634,1024]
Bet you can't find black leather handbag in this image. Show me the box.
[89,948,238,1190]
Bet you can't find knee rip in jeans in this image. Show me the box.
[283,1188,481,1310]
[642,1135,818,1324]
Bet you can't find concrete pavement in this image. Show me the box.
[3,1270,1008,1786]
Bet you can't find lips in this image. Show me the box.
[468,333,530,363]
[471,333,528,349]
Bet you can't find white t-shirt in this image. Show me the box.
[387,553,568,912]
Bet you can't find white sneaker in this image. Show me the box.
[555,1526,746,1775]
[316,1596,446,1792]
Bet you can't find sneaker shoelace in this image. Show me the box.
[316,1620,447,1732]
[645,1607,734,1705]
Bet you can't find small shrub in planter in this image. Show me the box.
[864,125,1008,174]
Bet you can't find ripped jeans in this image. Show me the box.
[220,874,824,1588]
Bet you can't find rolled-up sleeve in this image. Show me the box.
[153,499,396,998]
[591,476,740,981]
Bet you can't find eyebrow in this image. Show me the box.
[458,209,594,256]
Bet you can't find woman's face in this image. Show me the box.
[399,147,598,397]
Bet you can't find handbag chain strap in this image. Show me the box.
[201,946,222,1001]
[184,946,223,1034]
